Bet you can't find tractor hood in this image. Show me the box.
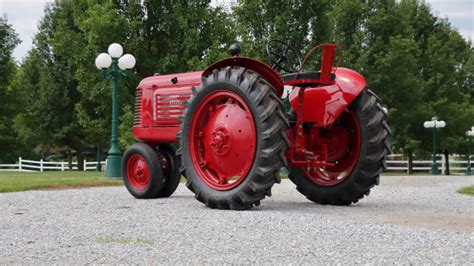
[138,71,203,90]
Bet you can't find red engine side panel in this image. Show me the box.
[289,67,366,126]
[132,71,202,143]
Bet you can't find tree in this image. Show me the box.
[8,0,474,170]
[74,0,237,151]
[353,0,432,163]
[332,0,473,167]
[13,3,92,168]
[13,1,237,166]
[423,20,473,157]
[233,0,333,65]
[0,16,22,163]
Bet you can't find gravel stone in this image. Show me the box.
[1,175,473,264]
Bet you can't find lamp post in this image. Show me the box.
[95,43,136,178]
[465,127,474,175]
[423,117,446,175]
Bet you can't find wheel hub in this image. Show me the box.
[126,154,150,190]
[210,126,231,155]
[303,111,361,186]
[134,166,144,178]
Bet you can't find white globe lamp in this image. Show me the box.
[118,54,136,70]
[108,43,123,58]
[95,53,112,69]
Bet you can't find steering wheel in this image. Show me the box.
[266,39,302,73]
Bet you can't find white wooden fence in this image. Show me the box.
[385,154,472,174]
[0,157,106,172]
[0,155,472,173]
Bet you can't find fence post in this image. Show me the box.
[40,159,43,172]
[84,159,87,171]
[18,157,22,172]
[61,161,64,171]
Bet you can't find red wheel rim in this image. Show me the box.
[189,90,257,190]
[126,154,151,190]
[304,111,361,186]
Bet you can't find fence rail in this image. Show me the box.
[0,155,472,174]
[0,157,106,172]
[385,154,472,174]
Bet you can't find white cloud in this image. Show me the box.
[425,0,473,42]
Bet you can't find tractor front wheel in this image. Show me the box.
[179,67,289,210]
[122,143,165,199]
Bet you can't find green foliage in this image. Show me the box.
[3,0,474,163]
[0,16,25,163]
[11,1,234,162]
[0,16,19,87]
[331,0,473,157]
[234,0,333,66]
[13,2,89,159]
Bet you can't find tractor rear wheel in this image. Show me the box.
[122,143,165,199]
[289,89,390,205]
[155,143,181,198]
[179,66,289,210]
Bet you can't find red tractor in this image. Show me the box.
[122,40,390,210]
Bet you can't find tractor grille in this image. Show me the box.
[133,87,142,127]
[154,92,189,124]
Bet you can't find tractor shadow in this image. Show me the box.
[255,199,374,215]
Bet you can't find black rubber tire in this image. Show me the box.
[122,143,165,199]
[178,66,290,210]
[155,143,181,198]
[289,89,390,205]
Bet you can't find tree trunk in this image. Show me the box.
[443,149,450,175]
[407,150,413,174]
[77,152,84,171]
[68,150,73,170]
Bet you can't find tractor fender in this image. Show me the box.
[289,67,367,126]
[202,57,284,97]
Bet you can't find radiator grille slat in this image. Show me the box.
[133,88,142,127]
[154,93,190,124]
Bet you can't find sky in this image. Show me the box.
[1,0,473,62]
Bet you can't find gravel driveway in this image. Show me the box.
[1,175,473,264]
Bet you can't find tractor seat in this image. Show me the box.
[282,71,336,86]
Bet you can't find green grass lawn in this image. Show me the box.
[0,170,464,193]
[458,185,474,196]
[0,171,122,193]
